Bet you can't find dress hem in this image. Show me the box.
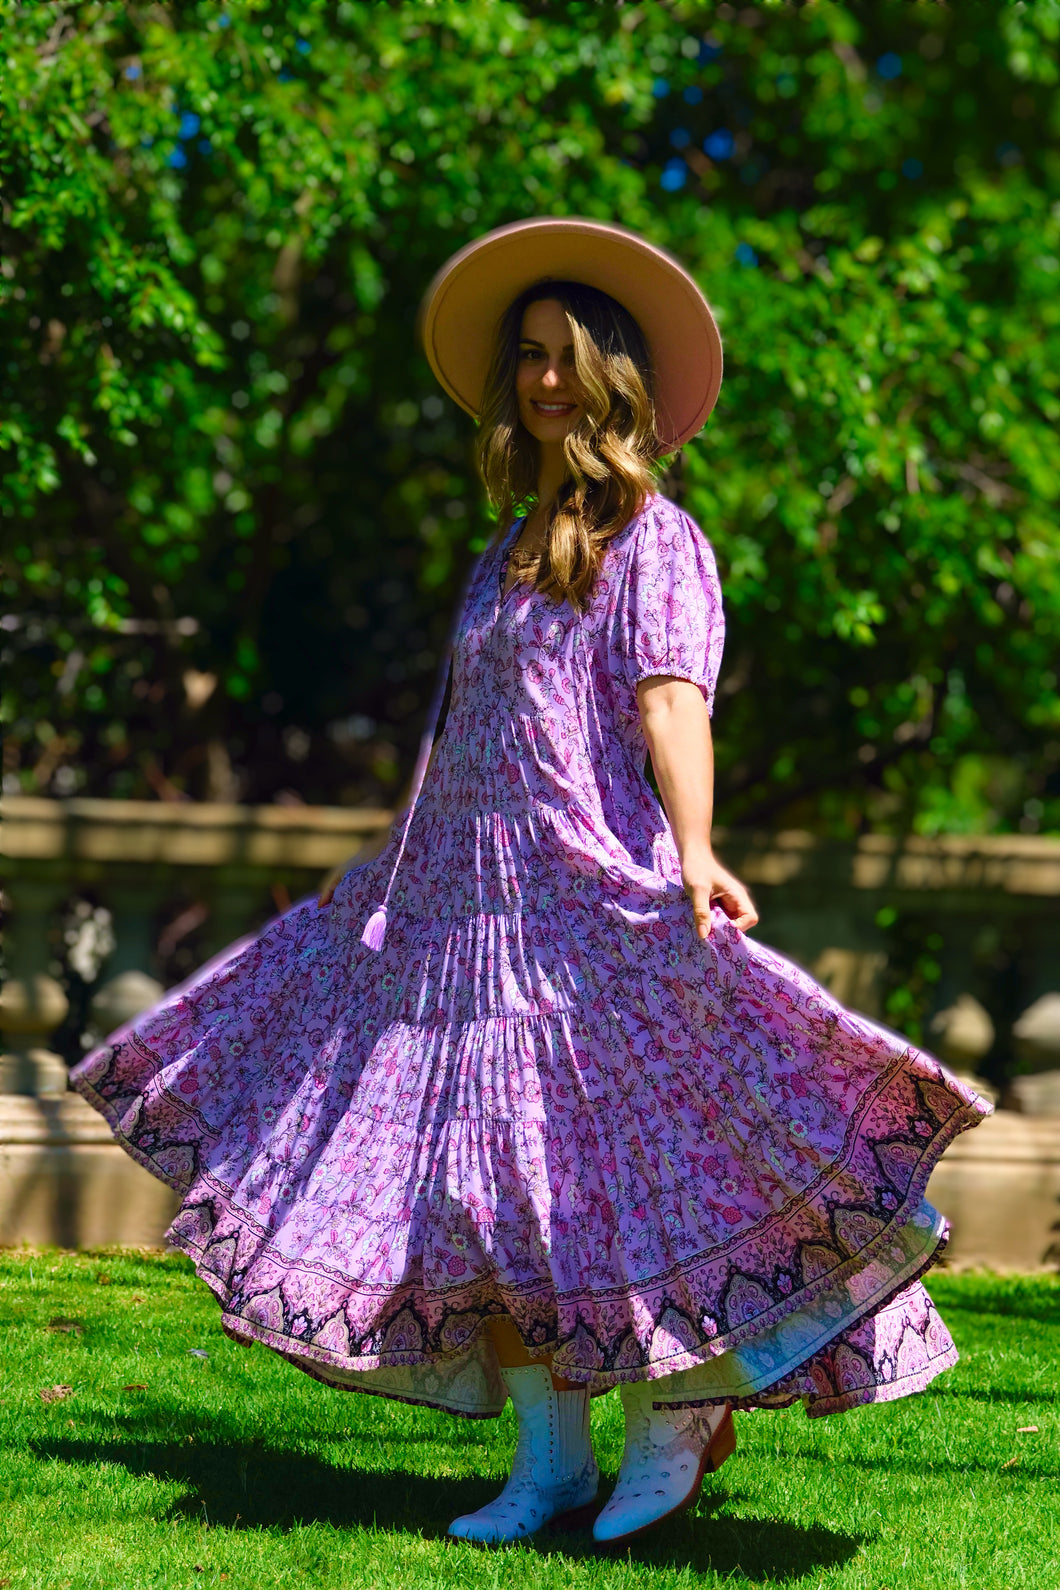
[649,1219,952,1415]
[70,1058,981,1416]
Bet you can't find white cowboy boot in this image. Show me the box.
[592,1384,735,1544]
[447,1364,599,1544]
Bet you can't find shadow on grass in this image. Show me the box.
[28,1432,864,1580]
[932,1386,1060,1406]
[536,1491,865,1581]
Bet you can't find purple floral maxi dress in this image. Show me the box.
[71,493,991,1419]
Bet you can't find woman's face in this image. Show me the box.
[516,298,583,444]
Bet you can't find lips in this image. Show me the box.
[531,400,576,416]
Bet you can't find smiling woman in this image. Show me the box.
[71,216,991,1557]
[477,279,659,608]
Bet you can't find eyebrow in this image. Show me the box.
[519,337,575,351]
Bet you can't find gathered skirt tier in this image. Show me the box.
[71,797,991,1418]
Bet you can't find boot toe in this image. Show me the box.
[447,1510,531,1544]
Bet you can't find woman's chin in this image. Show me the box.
[522,416,581,445]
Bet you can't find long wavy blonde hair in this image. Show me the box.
[475,280,663,609]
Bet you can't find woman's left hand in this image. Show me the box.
[682,853,758,941]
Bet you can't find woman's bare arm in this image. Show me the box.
[636,675,758,940]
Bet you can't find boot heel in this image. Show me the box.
[704,1407,736,1472]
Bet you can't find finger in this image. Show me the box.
[710,889,742,920]
[318,885,335,907]
[713,888,756,926]
[692,907,713,940]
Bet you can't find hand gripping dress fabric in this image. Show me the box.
[71,494,991,1420]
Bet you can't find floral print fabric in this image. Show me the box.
[71,494,990,1418]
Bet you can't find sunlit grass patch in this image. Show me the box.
[0,1253,1057,1588]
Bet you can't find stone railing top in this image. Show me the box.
[2,796,1059,891]
[2,795,391,870]
[720,827,1060,895]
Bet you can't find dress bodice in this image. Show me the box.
[425,492,726,884]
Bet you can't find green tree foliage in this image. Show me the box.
[2,1,1058,837]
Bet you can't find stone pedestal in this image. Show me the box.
[0,1095,180,1247]
[926,1111,1060,1271]
[0,869,176,1247]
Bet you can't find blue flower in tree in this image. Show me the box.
[660,158,687,192]
[178,112,201,140]
[877,52,902,80]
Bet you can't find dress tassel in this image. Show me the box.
[360,905,388,951]
[352,567,472,960]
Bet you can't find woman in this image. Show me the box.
[71,218,991,1549]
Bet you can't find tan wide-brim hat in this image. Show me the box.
[418,217,723,451]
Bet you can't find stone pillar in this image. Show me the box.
[928,994,998,1102]
[1008,994,1060,1114]
[103,883,160,980]
[0,880,69,1096]
[810,947,888,1019]
[89,972,166,1044]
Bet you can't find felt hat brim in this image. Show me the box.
[418,217,723,451]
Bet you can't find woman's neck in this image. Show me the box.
[534,441,568,522]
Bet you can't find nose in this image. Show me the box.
[540,364,564,390]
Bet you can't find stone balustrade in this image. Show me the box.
[1,796,1058,1266]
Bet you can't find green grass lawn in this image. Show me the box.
[0,1252,1056,1590]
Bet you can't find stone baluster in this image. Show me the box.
[1003,921,1060,1112]
[809,945,888,1019]
[0,880,70,1096]
[1008,994,1060,1114]
[928,994,998,1104]
[87,882,165,1046]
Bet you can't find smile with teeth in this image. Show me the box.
[532,400,576,415]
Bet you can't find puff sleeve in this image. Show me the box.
[613,498,725,716]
